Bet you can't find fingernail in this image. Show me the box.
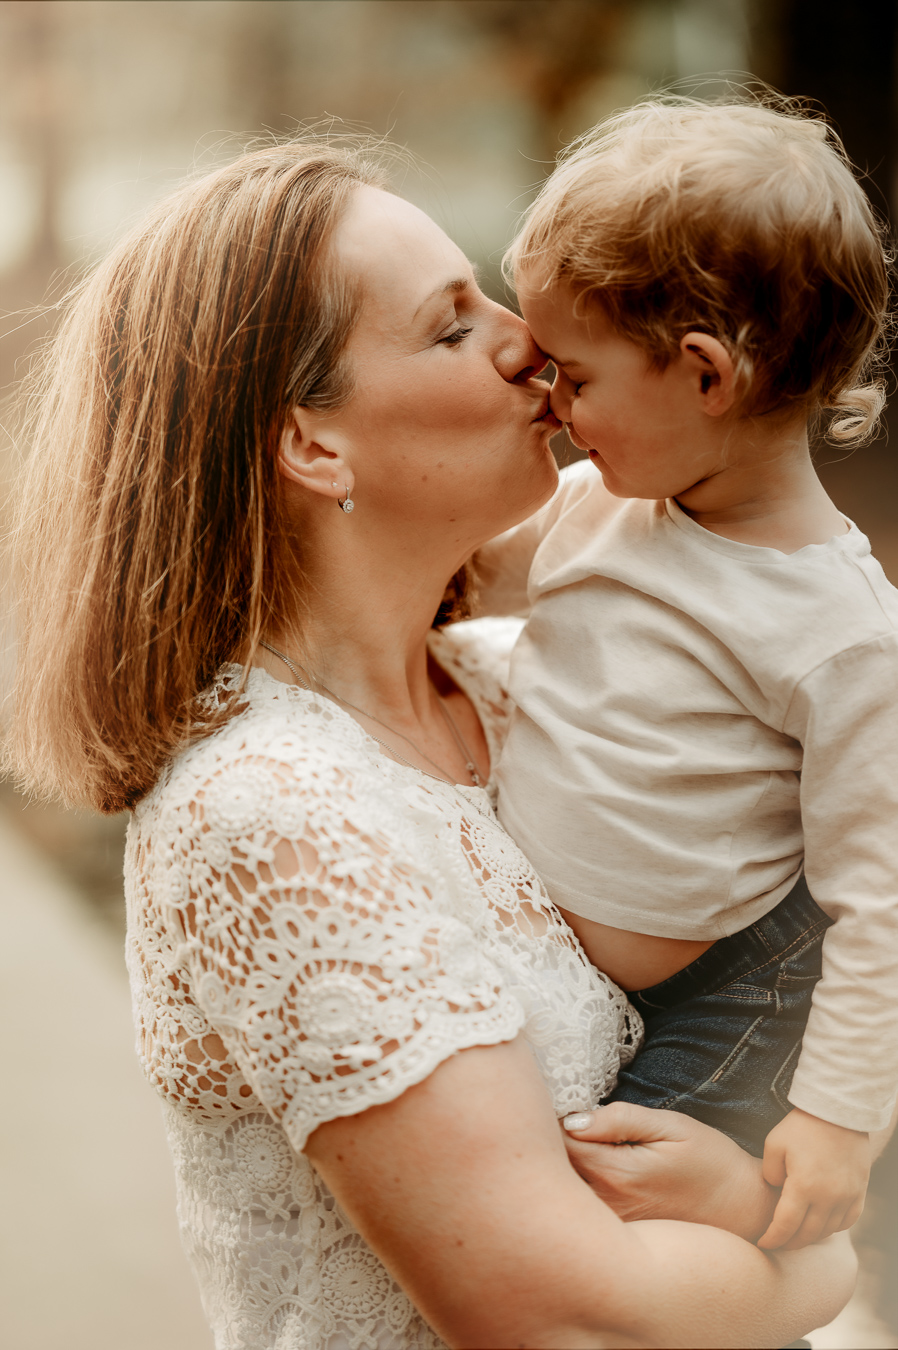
[563,1112,594,1132]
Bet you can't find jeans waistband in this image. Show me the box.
[630,873,833,1011]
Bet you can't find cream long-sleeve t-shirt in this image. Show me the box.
[478,459,898,1131]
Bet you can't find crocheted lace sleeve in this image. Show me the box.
[159,722,526,1152]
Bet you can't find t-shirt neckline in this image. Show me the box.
[663,496,868,563]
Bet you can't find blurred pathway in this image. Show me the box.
[0,811,210,1350]
[812,1282,897,1350]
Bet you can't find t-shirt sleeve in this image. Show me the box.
[784,633,898,1131]
[475,459,595,617]
[165,748,525,1151]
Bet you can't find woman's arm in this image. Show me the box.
[307,1035,855,1350]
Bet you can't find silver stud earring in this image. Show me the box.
[338,485,354,514]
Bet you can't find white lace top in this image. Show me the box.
[125,618,641,1350]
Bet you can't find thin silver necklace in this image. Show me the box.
[259,640,485,789]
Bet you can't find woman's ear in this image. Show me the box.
[679,332,736,416]
[278,408,354,504]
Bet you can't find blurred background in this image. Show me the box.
[0,2,895,1347]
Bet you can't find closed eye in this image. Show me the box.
[565,371,585,393]
[439,326,473,347]
[552,362,583,392]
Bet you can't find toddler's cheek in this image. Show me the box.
[566,423,593,453]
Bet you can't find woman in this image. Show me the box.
[9,140,853,1349]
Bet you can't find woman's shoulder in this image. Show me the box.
[136,663,394,833]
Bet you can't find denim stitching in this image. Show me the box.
[714,917,829,992]
[718,985,774,1003]
[649,931,823,1104]
[771,1041,802,1111]
[658,1014,768,1108]
[638,918,828,1011]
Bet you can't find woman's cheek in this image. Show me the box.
[429,393,498,440]
[473,382,522,436]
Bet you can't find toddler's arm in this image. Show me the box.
[782,637,898,1154]
[758,1106,870,1250]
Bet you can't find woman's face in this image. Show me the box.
[319,186,560,553]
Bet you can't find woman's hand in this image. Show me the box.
[562,1101,777,1243]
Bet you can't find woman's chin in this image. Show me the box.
[485,460,558,540]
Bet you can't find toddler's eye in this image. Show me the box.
[439,326,473,347]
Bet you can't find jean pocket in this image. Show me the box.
[775,924,829,985]
[719,981,776,1005]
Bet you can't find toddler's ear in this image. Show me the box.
[680,332,736,416]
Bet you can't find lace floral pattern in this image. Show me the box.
[126,618,641,1350]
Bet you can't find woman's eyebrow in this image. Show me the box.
[413,267,479,320]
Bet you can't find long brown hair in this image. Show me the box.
[7,141,387,813]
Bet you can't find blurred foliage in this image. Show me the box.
[419,0,628,154]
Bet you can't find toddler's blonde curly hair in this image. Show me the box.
[507,95,891,444]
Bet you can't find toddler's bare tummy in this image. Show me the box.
[558,909,715,991]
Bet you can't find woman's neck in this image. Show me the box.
[273,605,437,723]
[256,502,489,784]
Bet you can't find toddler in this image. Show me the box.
[478,97,898,1251]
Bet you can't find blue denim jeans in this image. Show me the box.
[604,875,833,1156]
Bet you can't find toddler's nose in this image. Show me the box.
[549,370,573,422]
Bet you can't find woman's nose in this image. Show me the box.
[494,308,547,384]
